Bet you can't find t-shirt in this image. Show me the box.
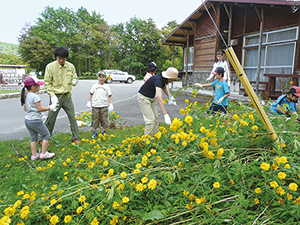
[269,94,296,115]
[89,83,112,107]
[138,74,168,98]
[25,92,43,120]
[211,79,230,106]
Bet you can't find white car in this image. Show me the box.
[100,70,136,84]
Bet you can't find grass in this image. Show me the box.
[0,96,300,224]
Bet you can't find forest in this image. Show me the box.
[0,6,183,78]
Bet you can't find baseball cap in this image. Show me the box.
[212,67,225,75]
[24,76,44,86]
[148,62,159,69]
[290,86,300,97]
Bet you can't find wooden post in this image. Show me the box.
[228,5,232,46]
[171,44,175,88]
[185,32,190,86]
[256,7,264,95]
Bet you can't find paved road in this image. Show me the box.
[0,80,206,141]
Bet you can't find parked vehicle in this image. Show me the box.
[100,70,136,84]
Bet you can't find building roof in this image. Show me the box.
[162,0,298,46]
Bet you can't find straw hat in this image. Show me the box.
[162,67,178,79]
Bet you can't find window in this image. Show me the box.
[183,47,194,72]
[242,27,298,90]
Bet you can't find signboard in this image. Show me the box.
[0,66,26,84]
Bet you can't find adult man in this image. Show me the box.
[43,47,80,144]
[138,67,178,137]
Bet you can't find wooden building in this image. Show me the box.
[162,0,300,96]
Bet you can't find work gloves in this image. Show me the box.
[194,83,203,88]
[164,114,172,125]
[72,79,78,86]
[86,101,91,108]
[49,102,57,111]
[216,97,225,105]
[108,104,114,113]
[51,95,58,104]
[167,96,177,105]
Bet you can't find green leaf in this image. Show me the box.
[141,210,165,221]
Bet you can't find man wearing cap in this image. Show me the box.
[269,86,300,117]
[43,47,80,144]
[143,62,159,82]
[194,67,230,115]
[138,67,178,137]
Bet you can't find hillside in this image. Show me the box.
[0,41,19,55]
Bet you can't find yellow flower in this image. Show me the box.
[284,164,290,169]
[110,216,118,225]
[136,183,144,192]
[76,206,83,214]
[66,158,71,163]
[103,161,109,167]
[287,193,293,200]
[141,177,148,183]
[279,156,288,164]
[22,194,30,200]
[272,163,279,170]
[84,202,89,208]
[251,125,258,131]
[294,197,300,206]
[254,198,259,204]
[146,152,151,157]
[217,148,224,158]
[122,197,129,203]
[213,182,220,189]
[260,162,270,171]
[78,195,86,203]
[289,183,298,192]
[148,179,157,190]
[278,198,284,205]
[184,115,193,125]
[182,141,187,147]
[178,161,182,167]
[290,80,293,85]
[278,172,286,180]
[183,190,189,196]
[270,181,279,188]
[229,179,234,185]
[233,114,239,120]
[56,204,62,209]
[17,190,24,196]
[157,156,162,162]
[134,169,140,174]
[113,201,120,209]
[186,203,193,210]
[255,188,262,194]
[64,215,72,223]
[277,186,285,196]
[50,215,59,225]
[91,217,99,225]
[108,169,114,175]
[120,172,127,178]
[135,163,142,169]
[185,99,189,104]
[154,131,162,139]
[51,185,57,191]
[150,149,156,154]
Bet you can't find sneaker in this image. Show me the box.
[72,139,80,145]
[31,154,40,161]
[40,151,55,159]
[91,131,98,139]
[102,130,107,135]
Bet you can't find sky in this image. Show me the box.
[1,0,202,45]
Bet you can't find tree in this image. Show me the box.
[111,17,161,75]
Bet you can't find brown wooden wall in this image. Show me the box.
[194,37,216,71]
[192,3,300,72]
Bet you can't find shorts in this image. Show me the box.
[92,106,109,130]
[25,119,50,142]
[207,103,228,115]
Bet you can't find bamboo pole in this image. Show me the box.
[225,47,278,141]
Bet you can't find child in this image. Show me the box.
[195,67,230,115]
[206,50,231,87]
[269,86,300,116]
[21,76,56,160]
[86,72,114,138]
[143,62,159,82]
